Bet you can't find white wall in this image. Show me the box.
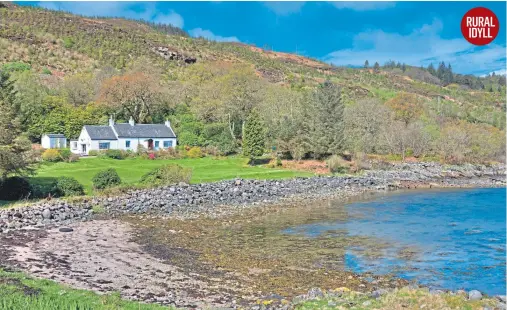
[41,135,50,149]
[117,137,177,152]
[41,135,67,149]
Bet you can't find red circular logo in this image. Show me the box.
[461,7,499,45]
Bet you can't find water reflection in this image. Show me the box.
[284,188,506,295]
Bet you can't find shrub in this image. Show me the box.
[0,177,31,200]
[148,153,156,160]
[140,164,192,186]
[68,154,80,162]
[88,150,99,156]
[54,177,84,196]
[276,157,283,167]
[92,168,121,190]
[155,148,179,159]
[105,149,125,160]
[42,67,52,75]
[42,149,61,162]
[137,144,147,156]
[326,155,350,174]
[59,148,71,161]
[187,146,203,158]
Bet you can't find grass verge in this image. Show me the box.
[0,269,171,310]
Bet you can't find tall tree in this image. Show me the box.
[373,62,380,73]
[427,63,436,76]
[0,70,33,177]
[242,110,265,158]
[364,60,369,68]
[308,80,344,158]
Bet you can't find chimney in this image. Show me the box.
[108,115,114,127]
[129,116,135,126]
[164,119,171,128]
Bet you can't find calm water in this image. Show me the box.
[284,188,506,295]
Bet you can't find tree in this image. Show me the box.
[308,80,344,157]
[498,75,506,86]
[373,62,380,73]
[401,63,407,72]
[242,110,265,158]
[436,61,446,80]
[99,72,161,123]
[385,92,423,125]
[364,60,369,68]
[344,99,391,154]
[427,63,436,76]
[62,72,95,106]
[0,70,34,177]
[489,85,494,92]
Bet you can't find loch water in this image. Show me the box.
[284,188,506,295]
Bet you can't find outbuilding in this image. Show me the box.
[41,134,67,149]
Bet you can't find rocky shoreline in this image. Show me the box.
[0,161,505,309]
[0,162,505,232]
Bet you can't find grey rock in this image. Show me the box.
[468,290,482,301]
[371,289,388,299]
[42,209,51,219]
[307,287,324,300]
[58,227,74,232]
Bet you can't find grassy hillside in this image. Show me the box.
[0,3,504,104]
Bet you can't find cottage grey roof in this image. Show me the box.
[45,133,66,138]
[113,124,176,138]
[84,126,117,140]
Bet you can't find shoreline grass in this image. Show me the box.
[0,269,171,310]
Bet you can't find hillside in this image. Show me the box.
[0,3,505,164]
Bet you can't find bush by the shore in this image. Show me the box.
[140,164,192,186]
[54,177,85,197]
[92,168,121,190]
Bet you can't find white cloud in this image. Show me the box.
[481,69,507,77]
[330,1,396,11]
[36,2,184,28]
[324,18,506,75]
[189,28,239,42]
[151,11,184,28]
[264,2,306,15]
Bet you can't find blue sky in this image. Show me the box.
[19,1,507,76]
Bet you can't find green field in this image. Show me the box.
[0,269,171,310]
[34,157,314,194]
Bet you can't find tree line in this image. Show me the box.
[0,57,505,179]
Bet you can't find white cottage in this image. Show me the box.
[41,134,67,149]
[71,116,177,155]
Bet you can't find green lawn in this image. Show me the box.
[34,157,314,194]
[0,269,171,310]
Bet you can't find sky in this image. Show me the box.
[19,1,507,76]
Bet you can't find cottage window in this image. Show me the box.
[71,142,78,150]
[126,140,131,148]
[154,141,160,149]
[163,140,173,148]
[99,142,110,150]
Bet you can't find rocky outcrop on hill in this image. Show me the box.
[0,162,504,232]
[153,46,197,64]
